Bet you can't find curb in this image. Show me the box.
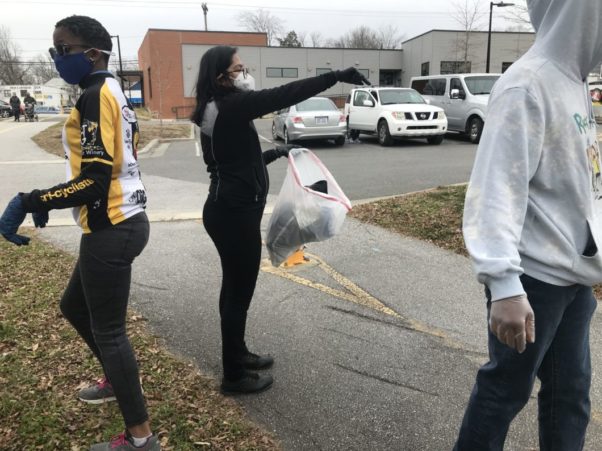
[138,136,195,155]
[351,182,468,207]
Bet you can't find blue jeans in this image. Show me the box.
[454,274,597,451]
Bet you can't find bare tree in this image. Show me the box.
[296,31,307,47]
[0,26,30,84]
[328,25,403,50]
[309,31,323,47]
[503,1,533,31]
[323,37,344,48]
[376,24,405,50]
[339,26,381,49]
[451,0,483,71]
[28,54,58,84]
[237,9,284,46]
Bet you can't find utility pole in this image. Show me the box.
[111,35,125,91]
[202,3,209,31]
[486,2,515,73]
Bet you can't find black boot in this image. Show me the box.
[220,371,273,395]
[242,352,274,370]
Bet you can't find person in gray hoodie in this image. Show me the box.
[455,0,602,449]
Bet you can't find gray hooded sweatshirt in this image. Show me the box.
[463,0,602,301]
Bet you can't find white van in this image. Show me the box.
[410,74,501,143]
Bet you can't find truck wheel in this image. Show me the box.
[378,120,393,146]
[427,135,444,145]
[469,117,484,144]
[334,136,345,146]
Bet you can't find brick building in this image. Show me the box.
[137,29,267,119]
[137,28,537,120]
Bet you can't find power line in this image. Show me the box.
[6,35,144,41]
[2,60,139,65]
[0,0,460,17]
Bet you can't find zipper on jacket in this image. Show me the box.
[253,166,262,202]
[258,148,269,202]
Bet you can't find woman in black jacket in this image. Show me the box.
[191,45,368,394]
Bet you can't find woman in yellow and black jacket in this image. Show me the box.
[191,45,369,395]
[0,16,159,451]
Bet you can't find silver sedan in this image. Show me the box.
[272,97,347,146]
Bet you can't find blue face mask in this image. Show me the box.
[52,50,94,85]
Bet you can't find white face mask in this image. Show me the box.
[232,71,255,91]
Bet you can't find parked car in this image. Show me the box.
[272,97,347,146]
[0,100,12,118]
[410,73,501,144]
[346,87,447,146]
[34,105,61,114]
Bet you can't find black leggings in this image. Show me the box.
[60,212,149,427]
[203,199,263,381]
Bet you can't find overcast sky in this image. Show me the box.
[1,0,528,63]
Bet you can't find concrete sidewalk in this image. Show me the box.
[3,120,602,450]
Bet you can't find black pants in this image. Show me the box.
[12,107,19,121]
[203,199,263,381]
[60,212,150,427]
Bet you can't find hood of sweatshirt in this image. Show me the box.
[528,0,602,80]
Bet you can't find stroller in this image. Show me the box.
[24,102,38,122]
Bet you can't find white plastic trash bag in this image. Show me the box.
[266,147,351,266]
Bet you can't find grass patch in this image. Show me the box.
[350,184,602,298]
[31,120,192,157]
[31,121,64,157]
[137,122,191,149]
[350,184,468,256]
[0,234,280,450]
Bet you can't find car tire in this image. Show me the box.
[468,117,484,144]
[0,110,8,118]
[427,135,444,145]
[348,129,360,141]
[378,120,393,146]
[271,122,280,141]
[334,136,345,146]
[284,127,293,145]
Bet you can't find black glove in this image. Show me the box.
[275,144,301,158]
[0,195,30,246]
[32,210,49,228]
[335,67,371,85]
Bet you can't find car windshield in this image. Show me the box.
[464,76,500,95]
[296,98,338,112]
[379,89,425,105]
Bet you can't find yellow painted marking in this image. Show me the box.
[591,410,602,427]
[260,251,478,349]
[261,252,402,318]
[0,124,23,134]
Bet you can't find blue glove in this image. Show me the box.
[0,195,30,246]
[32,210,49,228]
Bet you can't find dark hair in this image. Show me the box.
[191,45,237,125]
[55,15,113,63]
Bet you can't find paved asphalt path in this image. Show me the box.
[3,117,602,450]
[140,119,479,202]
